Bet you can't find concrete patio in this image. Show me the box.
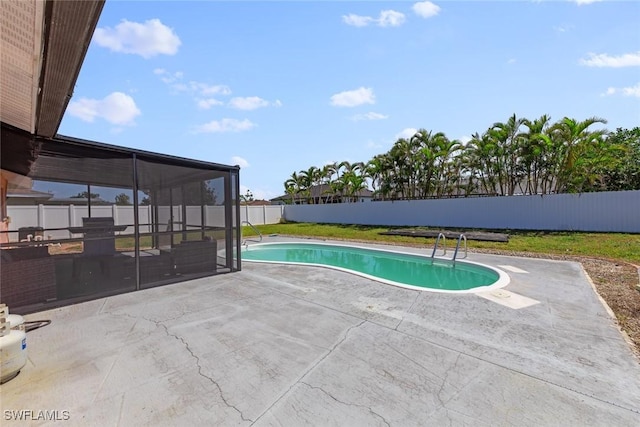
[2,238,639,426]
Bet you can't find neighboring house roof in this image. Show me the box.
[5,189,114,206]
[45,197,110,205]
[6,188,53,204]
[241,200,272,206]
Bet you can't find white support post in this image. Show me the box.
[112,204,119,226]
[37,204,45,229]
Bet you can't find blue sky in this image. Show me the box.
[58,0,640,200]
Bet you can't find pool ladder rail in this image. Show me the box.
[241,220,263,248]
[431,233,467,264]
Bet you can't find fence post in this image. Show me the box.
[68,204,75,238]
[37,204,45,229]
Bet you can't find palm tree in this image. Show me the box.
[366,155,387,200]
[388,138,413,199]
[299,166,321,203]
[339,171,366,202]
[329,179,345,203]
[550,116,608,193]
[281,114,621,201]
[283,172,304,204]
[466,131,499,196]
[319,163,338,204]
[433,137,463,198]
[436,139,464,198]
[521,114,553,194]
[486,114,527,195]
[412,130,438,198]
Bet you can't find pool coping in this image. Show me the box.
[243,241,511,294]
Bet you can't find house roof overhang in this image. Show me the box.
[1,0,104,139]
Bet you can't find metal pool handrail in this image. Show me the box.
[241,220,262,246]
[431,233,447,258]
[452,234,468,264]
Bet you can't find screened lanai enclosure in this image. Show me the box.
[1,126,242,313]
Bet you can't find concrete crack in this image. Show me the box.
[300,381,391,427]
[395,291,420,331]
[115,392,126,427]
[115,311,252,423]
[304,319,367,376]
[385,343,447,386]
[157,322,254,423]
[385,343,486,417]
[436,353,462,407]
[251,319,366,425]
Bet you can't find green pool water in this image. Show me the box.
[242,242,507,292]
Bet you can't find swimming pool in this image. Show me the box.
[242,242,509,293]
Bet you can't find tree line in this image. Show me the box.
[282,114,640,204]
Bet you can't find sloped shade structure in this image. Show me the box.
[1,129,242,313]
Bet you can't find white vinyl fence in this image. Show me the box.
[5,204,285,242]
[7,191,638,238]
[283,190,640,233]
[240,204,285,226]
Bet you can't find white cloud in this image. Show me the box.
[342,10,405,27]
[154,68,184,84]
[67,92,141,125]
[164,79,231,96]
[194,118,256,133]
[232,156,250,168]
[412,2,441,18]
[94,19,181,59]
[342,14,374,27]
[189,82,232,96]
[154,70,280,112]
[580,51,640,68]
[507,58,517,64]
[228,96,271,110]
[619,81,640,94]
[155,70,234,109]
[197,98,224,109]
[395,128,418,140]
[330,87,375,107]
[573,0,603,5]
[351,112,389,121]
[602,83,640,98]
[378,10,406,27]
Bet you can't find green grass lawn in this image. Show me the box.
[242,223,640,265]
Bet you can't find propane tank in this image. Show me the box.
[0,304,27,384]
